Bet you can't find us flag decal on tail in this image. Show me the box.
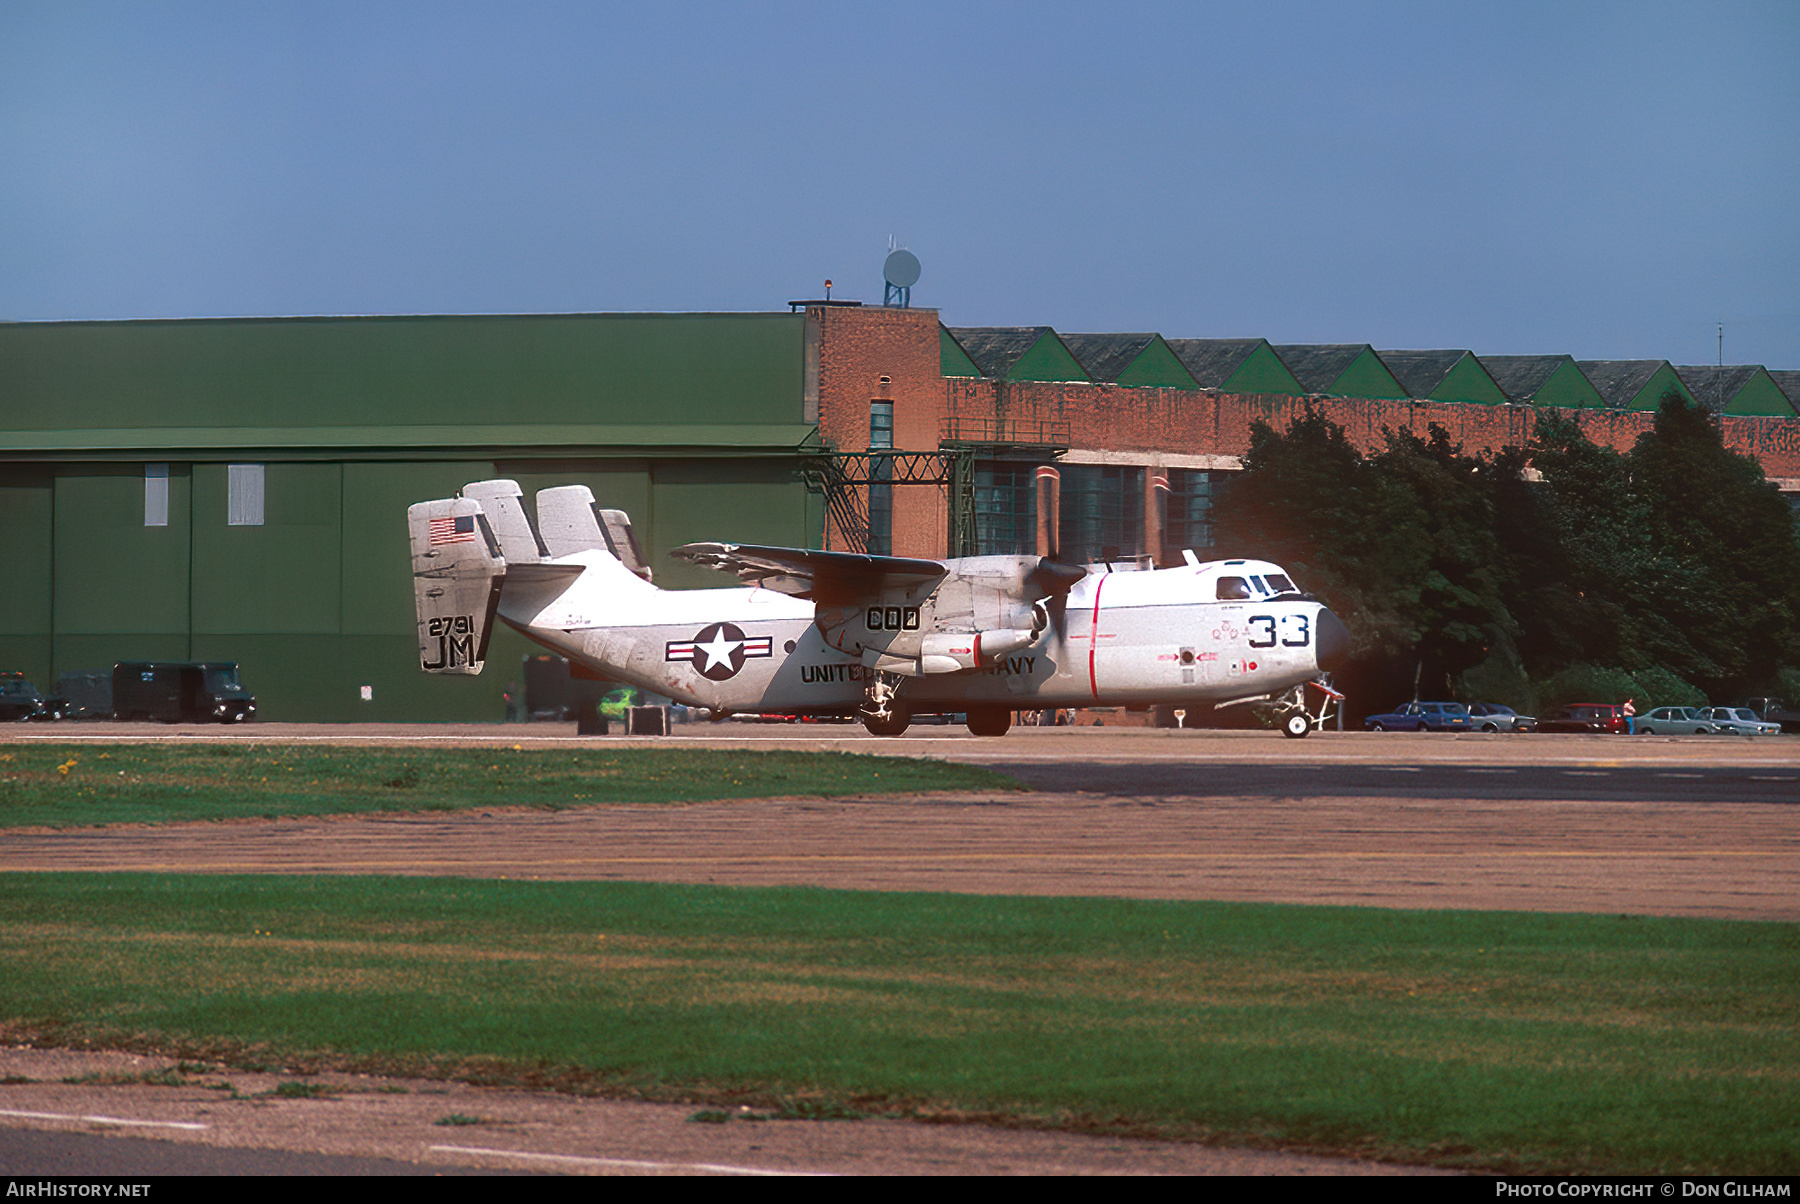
[429,515,478,546]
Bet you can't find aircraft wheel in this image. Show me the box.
[966,706,1011,738]
[1281,710,1310,739]
[862,708,910,738]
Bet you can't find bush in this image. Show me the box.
[1631,665,1707,710]
[1534,664,1643,713]
[1776,667,1800,707]
[1456,650,1535,713]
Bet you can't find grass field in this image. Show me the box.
[1,872,1793,1174]
[0,744,1024,827]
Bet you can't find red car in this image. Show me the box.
[1537,703,1627,734]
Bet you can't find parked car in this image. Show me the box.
[1364,701,1472,732]
[1467,702,1535,732]
[1536,703,1628,734]
[1697,707,1782,737]
[1737,698,1800,734]
[1635,706,1721,735]
[112,662,257,723]
[0,673,66,721]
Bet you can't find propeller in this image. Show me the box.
[1027,557,1086,642]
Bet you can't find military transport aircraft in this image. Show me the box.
[409,480,1350,738]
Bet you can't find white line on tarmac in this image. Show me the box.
[428,1143,824,1176]
[0,1108,209,1131]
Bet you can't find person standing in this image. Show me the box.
[1623,697,1636,735]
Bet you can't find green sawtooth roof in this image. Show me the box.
[946,327,1090,383]
[1673,365,1798,417]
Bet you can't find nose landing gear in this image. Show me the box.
[1275,677,1343,739]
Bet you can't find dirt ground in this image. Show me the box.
[4,789,1797,920]
[1,725,1793,1174]
[5,725,1795,919]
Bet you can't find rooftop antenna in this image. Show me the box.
[883,240,920,308]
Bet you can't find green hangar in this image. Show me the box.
[0,313,824,721]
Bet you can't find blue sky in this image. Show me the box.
[5,1,1797,368]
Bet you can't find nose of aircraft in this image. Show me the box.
[1315,607,1351,672]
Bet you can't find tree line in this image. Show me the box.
[1211,393,1800,716]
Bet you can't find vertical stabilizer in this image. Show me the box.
[596,508,653,581]
[532,487,652,581]
[461,480,549,562]
[535,485,607,557]
[408,499,506,675]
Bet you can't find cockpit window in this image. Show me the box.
[1265,573,1295,593]
[1216,576,1252,600]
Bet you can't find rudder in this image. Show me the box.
[408,498,506,675]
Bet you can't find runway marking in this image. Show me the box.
[0,1108,209,1132]
[429,1143,821,1176]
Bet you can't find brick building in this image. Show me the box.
[806,304,1800,567]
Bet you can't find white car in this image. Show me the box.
[1635,706,1720,735]
[1697,707,1782,736]
[1467,702,1536,732]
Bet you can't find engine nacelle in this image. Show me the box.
[818,553,1069,675]
[913,627,1039,674]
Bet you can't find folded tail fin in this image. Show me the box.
[532,485,652,580]
[408,498,505,675]
[461,479,549,563]
[595,508,652,581]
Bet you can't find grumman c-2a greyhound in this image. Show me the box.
[408,480,1351,737]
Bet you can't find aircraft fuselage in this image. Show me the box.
[499,552,1343,716]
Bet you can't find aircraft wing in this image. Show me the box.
[671,543,948,604]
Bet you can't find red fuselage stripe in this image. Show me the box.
[1087,575,1107,699]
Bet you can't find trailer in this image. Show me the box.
[112,662,257,723]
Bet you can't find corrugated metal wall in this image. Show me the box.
[0,314,822,721]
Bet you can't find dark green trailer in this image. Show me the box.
[112,661,257,723]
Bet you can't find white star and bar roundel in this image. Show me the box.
[665,622,773,681]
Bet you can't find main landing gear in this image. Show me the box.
[857,674,1012,738]
[860,672,910,737]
